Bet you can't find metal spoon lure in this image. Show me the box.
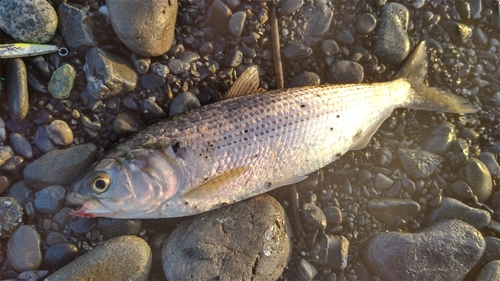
[0,43,69,58]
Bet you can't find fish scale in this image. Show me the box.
[67,42,479,218]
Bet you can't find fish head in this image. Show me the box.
[67,148,182,218]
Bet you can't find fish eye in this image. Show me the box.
[91,173,111,193]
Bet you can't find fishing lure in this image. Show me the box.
[0,43,68,58]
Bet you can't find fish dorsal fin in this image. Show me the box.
[180,167,250,200]
[269,175,308,189]
[349,108,393,150]
[222,65,260,100]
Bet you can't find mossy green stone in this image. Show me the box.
[48,64,76,100]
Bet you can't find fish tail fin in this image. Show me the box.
[397,41,479,114]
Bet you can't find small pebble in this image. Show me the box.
[42,243,79,270]
[0,175,10,194]
[373,173,394,190]
[375,3,410,63]
[139,74,165,90]
[301,203,327,229]
[458,158,492,202]
[323,206,342,225]
[321,40,339,56]
[450,180,473,200]
[336,30,354,45]
[169,92,201,116]
[210,0,232,36]
[48,64,76,100]
[7,225,43,272]
[142,98,167,118]
[330,61,364,83]
[70,218,97,234]
[224,49,243,67]
[295,259,318,281]
[7,58,29,122]
[479,152,500,177]
[113,111,143,137]
[228,11,246,38]
[422,122,456,156]
[281,0,303,16]
[397,148,442,179]
[45,232,69,246]
[289,72,321,87]
[47,120,73,145]
[442,21,472,44]
[96,218,143,238]
[6,180,32,204]
[34,185,66,214]
[9,133,33,159]
[150,62,169,78]
[426,197,490,229]
[34,125,57,154]
[477,260,500,281]
[0,145,15,165]
[166,58,190,74]
[0,197,23,238]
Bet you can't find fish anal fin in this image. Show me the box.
[269,175,308,189]
[350,109,392,150]
[181,167,250,200]
[222,65,260,100]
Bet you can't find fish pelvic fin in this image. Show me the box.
[397,41,479,114]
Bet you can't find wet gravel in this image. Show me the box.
[1,0,500,280]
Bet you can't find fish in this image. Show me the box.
[66,41,478,219]
[0,43,68,58]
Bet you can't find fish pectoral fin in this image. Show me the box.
[222,65,260,100]
[269,175,308,189]
[349,108,393,150]
[180,167,250,200]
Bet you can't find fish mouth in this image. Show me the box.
[66,192,116,218]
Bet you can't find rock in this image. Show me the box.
[9,133,33,159]
[224,49,243,67]
[295,259,318,281]
[0,175,10,194]
[442,21,472,44]
[295,0,333,44]
[42,243,79,270]
[6,180,32,204]
[47,120,73,145]
[0,146,14,166]
[228,11,246,38]
[364,220,485,281]
[45,236,151,281]
[106,0,177,57]
[23,143,98,189]
[330,61,364,83]
[7,58,29,122]
[149,62,170,77]
[1,155,26,180]
[169,92,201,116]
[45,232,68,247]
[142,98,166,118]
[479,152,500,177]
[113,111,143,137]
[375,3,410,64]
[373,173,393,190]
[34,185,66,214]
[356,13,377,34]
[397,148,442,179]
[422,122,456,156]
[96,218,142,239]
[210,0,232,36]
[477,260,500,281]
[450,180,473,200]
[321,40,339,56]
[7,225,43,272]
[322,206,342,225]
[281,0,304,16]
[57,2,96,51]
[289,72,321,87]
[310,234,349,268]
[283,43,313,60]
[70,218,96,234]
[367,198,420,227]
[0,0,58,43]
[34,125,57,153]
[468,237,500,278]
[426,197,490,229]
[0,197,23,238]
[162,194,291,281]
[166,58,190,74]
[48,64,76,100]
[336,30,354,45]
[458,158,493,202]
[83,47,138,99]
[139,74,165,90]
[301,203,327,229]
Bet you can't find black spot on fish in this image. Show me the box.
[184,201,189,205]
[244,129,248,133]
[300,104,305,108]
[336,115,340,118]
[330,127,334,131]
[172,142,180,153]
[267,182,272,188]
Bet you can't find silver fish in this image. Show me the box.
[66,41,478,218]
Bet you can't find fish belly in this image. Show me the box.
[158,79,410,214]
